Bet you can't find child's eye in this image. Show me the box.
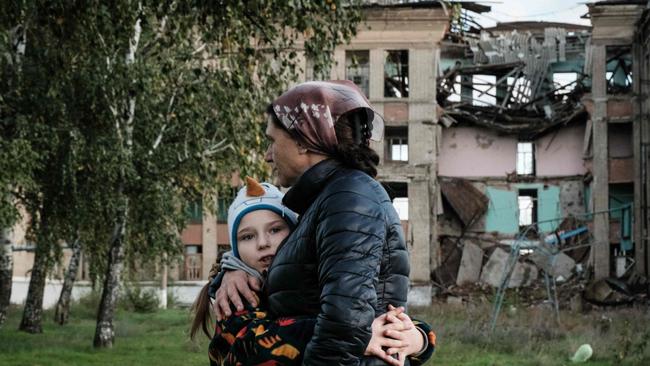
[239,233,254,241]
[270,226,286,234]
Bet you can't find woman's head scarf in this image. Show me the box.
[270,80,383,155]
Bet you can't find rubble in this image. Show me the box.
[479,247,538,288]
[530,242,577,280]
[456,241,484,285]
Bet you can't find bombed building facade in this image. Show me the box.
[7,1,650,308]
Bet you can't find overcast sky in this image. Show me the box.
[470,0,594,27]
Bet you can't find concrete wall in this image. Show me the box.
[439,127,516,177]
[440,124,587,177]
[10,277,204,309]
[536,124,587,176]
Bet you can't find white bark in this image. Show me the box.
[94,5,142,348]
[0,228,13,327]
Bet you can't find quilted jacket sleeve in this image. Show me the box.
[302,190,385,365]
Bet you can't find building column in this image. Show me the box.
[633,41,646,276]
[592,44,610,280]
[408,177,432,306]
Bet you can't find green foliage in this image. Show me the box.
[0,0,362,281]
[121,284,159,313]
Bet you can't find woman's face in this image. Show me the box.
[264,116,307,187]
[236,210,291,273]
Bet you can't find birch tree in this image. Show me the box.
[1,0,361,344]
[0,20,36,328]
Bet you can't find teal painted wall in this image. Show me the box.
[485,185,561,235]
[610,184,634,251]
[485,187,518,234]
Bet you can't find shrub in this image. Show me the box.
[121,284,160,313]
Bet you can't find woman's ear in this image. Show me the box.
[296,141,308,154]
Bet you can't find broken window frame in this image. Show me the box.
[516,141,535,176]
[381,182,409,221]
[384,50,409,98]
[606,45,633,95]
[472,74,497,106]
[518,189,538,228]
[385,126,409,162]
[553,72,579,99]
[345,50,370,97]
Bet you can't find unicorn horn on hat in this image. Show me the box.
[245,176,265,197]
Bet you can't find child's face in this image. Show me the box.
[236,210,291,273]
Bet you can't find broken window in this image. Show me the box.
[518,189,538,227]
[346,50,370,97]
[382,182,409,221]
[516,142,535,175]
[472,74,496,106]
[384,50,409,98]
[553,72,578,97]
[385,126,408,162]
[393,197,409,221]
[506,76,531,105]
[606,46,632,94]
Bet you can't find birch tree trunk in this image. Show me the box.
[0,228,13,327]
[18,233,50,333]
[93,196,128,348]
[54,238,81,325]
[93,9,141,347]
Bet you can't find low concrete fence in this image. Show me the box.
[10,276,206,309]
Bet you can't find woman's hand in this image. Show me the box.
[364,305,425,366]
[365,306,410,366]
[212,270,261,321]
[384,305,423,358]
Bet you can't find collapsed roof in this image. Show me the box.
[438,17,592,138]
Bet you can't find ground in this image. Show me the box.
[1,298,649,365]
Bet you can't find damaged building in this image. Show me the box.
[436,17,593,289]
[8,1,649,308]
[434,0,650,305]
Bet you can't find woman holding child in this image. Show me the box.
[195,80,435,365]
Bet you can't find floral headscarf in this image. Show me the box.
[271,80,383,155]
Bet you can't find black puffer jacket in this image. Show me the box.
[266,159,410,366]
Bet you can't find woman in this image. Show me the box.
[215,80,430,365]
[193,178,432,366]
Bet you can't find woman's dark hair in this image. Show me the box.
[332,110,379,178]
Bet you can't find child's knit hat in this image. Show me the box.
[227,177,298,258]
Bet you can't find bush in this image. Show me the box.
[121,284,160,313]
[74,289,103,319]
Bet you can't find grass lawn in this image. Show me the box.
[0,304,210,366]
[2,298,650,365]
[410,300,650,366]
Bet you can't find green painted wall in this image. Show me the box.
[485,187,519,234]
[610,184,634,251]
[485,185,561,235]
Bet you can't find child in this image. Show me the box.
[191,178,435,366]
